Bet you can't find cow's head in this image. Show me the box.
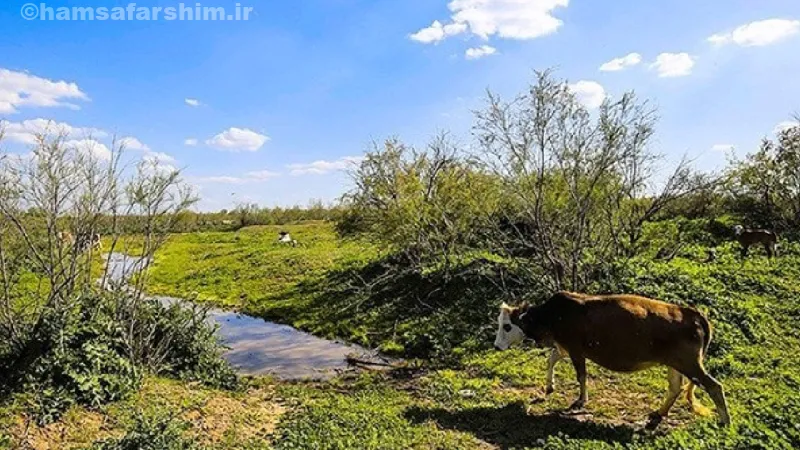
[733,225,744,236]
[493,303,527,351]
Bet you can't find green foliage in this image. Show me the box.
[338,136,501,272]
[274,385,476,450]
[2,291,237,425]
[90,412,201,450]
[726,119,800,233]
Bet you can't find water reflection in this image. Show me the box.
[105,253,383,380]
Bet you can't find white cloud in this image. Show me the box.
[465,45,498,60]
[143,151,176,164]
[64,139,111,161]
[650,53,695,78]
[185,98,201,107]
[711,144,735,152]
[708,19,800,47]
[410,20,467,43]
[246,170,281,180]
[774,120,798,135]
[568,80,606,109]
[206,127,269,152]
[288,156,364,176]
[120,136,150,151]
[141,151,178,174]
[599,52,642,71]
[410,0,569,44]
[0,68,88,114]
[195,169,281,184]
[197,176,246,184]
[184,138,198,146]
[1,118,105,145]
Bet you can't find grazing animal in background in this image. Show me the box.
[91,233,103,251]
[494,291,730,428]
[703,248,717,263]
[75,232,102,252]
[277,231,298,247]
[733,225,778,258]
[57,231,75,247]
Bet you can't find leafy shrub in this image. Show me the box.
[1,292,237,425]
[90,412,201,450]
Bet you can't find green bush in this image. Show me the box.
[90,412,201,450]
[2,292,237,425]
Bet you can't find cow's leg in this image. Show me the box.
[545,346,566,395]
[646,368,683,429]
[567,354,587,410]
[681,363,731,425]
[740,244,749,258]
[685,383,712,416]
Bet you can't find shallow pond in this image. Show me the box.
[105,253,387,380]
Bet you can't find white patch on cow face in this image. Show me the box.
[733,225,744,236]
[494,306,525,351]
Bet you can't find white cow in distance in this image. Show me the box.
[277,231,298,247]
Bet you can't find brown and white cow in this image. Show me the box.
[494,291,730,428]
[733,225,778,258]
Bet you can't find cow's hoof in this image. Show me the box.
[567,400,586,412]
[545,386,555,395]
[645,412,663,430]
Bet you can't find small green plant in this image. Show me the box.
[90,412,201,450]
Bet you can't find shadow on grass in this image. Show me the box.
[405,402,638,449]
[264,255,547,359]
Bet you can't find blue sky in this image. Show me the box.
[1,0,799,211]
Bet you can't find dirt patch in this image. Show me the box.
[7,378,287,449]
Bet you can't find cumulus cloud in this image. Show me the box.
[465,45,498,60]
[599,52,642,71]
[708,19,800,47]
[650,53,695,78]
[0,118,105,145]
[206,127,269,152]
[568,81,606,110]
[410,0,569,44]
[140,151,178,173]
[410,20,468,43]
[64,139,111,161]
[185,98,201,107]
[287,156,364,176]
[0,68,88,114]
[120,136,150,151]
[184,138,198,146]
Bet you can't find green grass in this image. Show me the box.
[5,220,800,449]
[145,222,376,310]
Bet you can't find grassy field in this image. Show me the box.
[4,221,800,449]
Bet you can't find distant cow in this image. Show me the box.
[75,232,102,252]
[494,291,730,428]
[733,225,778,258]
[277,231,298,247]
[57,231,74,247]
